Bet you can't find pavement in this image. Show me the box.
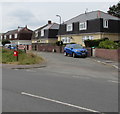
[1,61,47,69]
[88,57,119,70]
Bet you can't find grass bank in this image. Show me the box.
[1,48,44,65]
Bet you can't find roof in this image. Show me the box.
[5,29,18,35]
[5,26,33,35]
[64,10,120,24]
[35,23,59,31]
[42,23,59,30]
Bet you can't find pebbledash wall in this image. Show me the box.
[95,48,120,61]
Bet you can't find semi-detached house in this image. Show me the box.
[2,26,33,45]
[58,10,120,46]
[32,21,59,44]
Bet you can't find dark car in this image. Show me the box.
[64,44,87,58]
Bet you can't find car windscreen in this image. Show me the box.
[73,44,83,49]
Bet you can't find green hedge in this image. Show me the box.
[84,38,108,48]
[99,40,119,49]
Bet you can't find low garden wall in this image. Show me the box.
[32,43,92,56]
[95,48,120,61]
[32,43,119,61]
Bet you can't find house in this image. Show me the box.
[32,21,59,44]
[0,33,5,46]
[58,10,120,46]
[3,26,33,45]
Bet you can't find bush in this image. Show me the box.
[84,38,109,48]
[99,40,118,49]
[56,41,63,46]
[2,40,10,46]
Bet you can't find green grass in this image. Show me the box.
[1,48,44,65]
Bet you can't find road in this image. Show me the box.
[2,52,118,113]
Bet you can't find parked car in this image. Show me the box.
[64,44,88,58]
[4,44,17,50]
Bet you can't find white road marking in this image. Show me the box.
[26,70,36,72]
[21,92,100,113]
[72,76,90,79]
[112,65,119,69]
[14,69,19,70]
[108,80,119,83]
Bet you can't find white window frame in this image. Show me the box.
[35,31,38,37]
[61,37,71,44]
[103,19,108,28]
[82,36,94,42]
[41,29,44,36]
[79,22,87,30]
[15,33,17,38]
[9,35,12,39]
[1,35,3,40]
[66,24,73,31]
[4,35,6,39]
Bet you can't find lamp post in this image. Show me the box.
[56,14,62,53]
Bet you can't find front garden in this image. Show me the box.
[1,48,44,65]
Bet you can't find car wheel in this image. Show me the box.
[72,53,76,58]
[64,52,68,56]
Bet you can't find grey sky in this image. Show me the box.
[0,2,118,32]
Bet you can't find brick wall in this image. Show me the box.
[18,45,32,51]
[32,43,65,53]
[95,48,119,61]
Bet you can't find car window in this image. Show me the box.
[73,44,83,49]
[66,45,72,48]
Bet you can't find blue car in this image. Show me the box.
[64,44,88,58]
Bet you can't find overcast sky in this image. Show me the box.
[0,1,118,32]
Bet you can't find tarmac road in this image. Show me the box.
[2,52,119,113]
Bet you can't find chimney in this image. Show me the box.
[97,11,101,18]
[48,20,52,24]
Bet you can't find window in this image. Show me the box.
[66,24,73,31]
[61,37,71,44]
[9,35,12,39]
[15,34,17,38]
[4,35,6,39]
[103,19,108,28]
[79,22,87,30]
[82,36,94,42]
[0,36,2,40]
[41,29,44,36]
[35,31,38,37]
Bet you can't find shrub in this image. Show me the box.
[56,41,63,46]
[2,40,10,46]
[84,38,109,48]
[99,40,118,49]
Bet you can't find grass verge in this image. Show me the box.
[1,48,44,65]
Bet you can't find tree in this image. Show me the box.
[2,40,10,46]
[107,2,120,18]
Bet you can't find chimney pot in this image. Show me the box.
[48,20,52,24]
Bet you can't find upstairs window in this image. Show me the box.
[9,35,12,39]
[66,24,73,31]
[15,33,17,38]
[0,36,3,40]
[41,29,44,36]
[4,35,6,39]
[103,19,108,28]
[35,31,38,37]
[79,22,87,30]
